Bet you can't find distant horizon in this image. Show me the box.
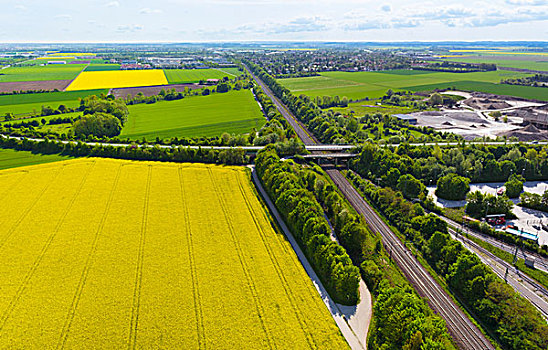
[1,40,547,46]
[2,0,547,42]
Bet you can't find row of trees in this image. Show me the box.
[353,143,548,187]
[245,60,458,145]
[501,74,548,88]
[0,88,61,96]
[520,190,548,213]
[465,191,515,218]
[255,147,360,305]
[346,171,548,350]
[0,136,248,165]
[417,61,497,73]
[3,103,76,121]
[256,147,455,348]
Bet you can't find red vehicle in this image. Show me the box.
[486,214,506,226]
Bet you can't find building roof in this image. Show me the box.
[393,114,417,120]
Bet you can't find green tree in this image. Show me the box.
[72,113,121,138]
[429,93,443,106]
[216,83,230,93]
[435,173,470,200]
[504,174,524,198]
[397,174,426,199]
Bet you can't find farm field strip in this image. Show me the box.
[0,159,347,349]
[441,57,548,72]
[214,68,238,77]
[163,68,242,84]
[0,65,87,82]
[280,69,546,100]
[122,90,265,139]
[0,80,72,93]
[0,89,106,106]
[66,70,168,91]
[0,148,71,170]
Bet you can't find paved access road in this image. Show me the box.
[446,225,548,320]
[325,168,495,350]
[250,166,369,350]
[438,214,548,274]
[249,68,495,349]
[243,64,318,146]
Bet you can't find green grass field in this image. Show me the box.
[406,80,548,101]
[0,90,107,117]
[1,111,81,125]
[84,64,121,71]
[280,69,546,101]
[164,68,242,84]
[441,56,548,72]
[121,89,265,139]
[0,148,71,170]
[0,64,87,82]
[330,101,424,117]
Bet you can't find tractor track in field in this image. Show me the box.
[128,165,152,349]
[178,168,206,349]
[207,168,275,350]
[235,173,317,349]
[0,162,95,333]
[0,165,64,251]
[56,164,123,349]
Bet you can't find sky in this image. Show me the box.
[1,0,547,42]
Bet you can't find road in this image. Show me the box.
[0,134,355,152]
[446,225,548,320]
[250,166,369,350]
[325,169,495,350]
[437,214,548,274]
[244,64,319,146]
[2,134,546,154]
[249,68,494,349]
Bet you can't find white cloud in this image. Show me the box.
[105,1,120,8]
[341,2,548,31]
[116,24,144,33]
[381,4,391,12]
[139,8,163,14]
[506,0,547,5]
[55,14,73,21]
[14,4,27,11]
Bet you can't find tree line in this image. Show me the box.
[0,136,248,165]
[354,143,548,187]
[520,190,548,213]
[244,60,457,145]
[257,147,455,348]
[255,147,360,305]
[346,170,548,350]
[501,74,548,88]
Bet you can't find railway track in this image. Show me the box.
[440,214,548,273]
[446,226,548,319]
[248,67,495,349]
[325,169,495,350]
[244,64,318,146]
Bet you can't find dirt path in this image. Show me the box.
[250,166,371,350]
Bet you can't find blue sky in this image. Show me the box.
[2,0,547,42]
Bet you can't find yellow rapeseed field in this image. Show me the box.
[0,158,347,349]
[66,70,168,91]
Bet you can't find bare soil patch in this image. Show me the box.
[0,80,72,93]
[110,83,205,98]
